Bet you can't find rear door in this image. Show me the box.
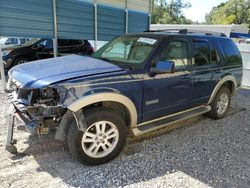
[58,39,84,55]
[190,38,222,106]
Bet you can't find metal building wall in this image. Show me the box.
[97,5,125,41]
[128,10,149,33]
[0,0,151,40]
[237,43,250,87]
[0,0,53,38]
[57,0,94,39]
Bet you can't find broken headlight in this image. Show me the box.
[18,87,59,105]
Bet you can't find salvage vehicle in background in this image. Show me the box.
[5,29,242,165]
[0,37,30,47]
[2,38,94,69]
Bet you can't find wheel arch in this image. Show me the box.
[55,93,138,142]
[208,75,237,104]
[68,92,138,127]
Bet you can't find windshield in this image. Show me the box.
[21,38,40,47]
[92,36,158,69]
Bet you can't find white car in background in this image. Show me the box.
[0,37,30,48]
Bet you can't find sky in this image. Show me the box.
[183,0,226,22]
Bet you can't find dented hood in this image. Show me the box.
[9,55,122,88]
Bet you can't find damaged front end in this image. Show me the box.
[6,80,67,154]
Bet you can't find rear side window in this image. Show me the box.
[68,40,83,46]
[220,39,241,65]
[193,40,210,66]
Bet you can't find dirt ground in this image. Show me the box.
[0,89,250,188]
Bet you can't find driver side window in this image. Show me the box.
[40,39,53,48]
[160,40,188,70]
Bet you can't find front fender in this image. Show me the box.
[67,92,138,128]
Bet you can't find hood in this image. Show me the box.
[2,45,25,51]
[9,55,122,88]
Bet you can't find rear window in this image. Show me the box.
[220,39,241,65]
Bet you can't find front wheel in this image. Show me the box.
[13,57,28,66]
[67,107,127,165]
[208,86,231,120]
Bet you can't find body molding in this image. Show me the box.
[208,75,237,104]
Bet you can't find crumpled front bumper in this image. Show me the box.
[5,93,38,154]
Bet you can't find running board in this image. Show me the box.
[132,106,211,136]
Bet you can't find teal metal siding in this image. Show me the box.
[128,10,149,33]
[0,0,149,40]
[0,0,53,38]
[97,5,125,41]
[57,0,94,40]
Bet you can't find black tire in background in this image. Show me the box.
[13,57,29,66]
[208,86,231,120]
[67,107,128,165]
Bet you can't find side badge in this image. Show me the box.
[146,99,159,105]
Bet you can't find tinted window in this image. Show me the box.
[58,40,69,47]
[220,39,241,65]
[20,38,26,44]
[211,48,220,65]
[68,40,83,46]
[40,39,53,48]
[193,40,210,66]
[160,41,188,70]
[5,38,18,45]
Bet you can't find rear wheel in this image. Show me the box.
[208,86,231,120]
[67,107,127,165]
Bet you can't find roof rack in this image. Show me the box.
[145,29,227,37]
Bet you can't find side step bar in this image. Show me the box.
[132,106,211,136]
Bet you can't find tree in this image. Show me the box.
[206,0,250,27]
[152,0,192,24]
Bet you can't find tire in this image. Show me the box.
[208,86,231,120]
[67,107,127,165]
[13,57,28,66]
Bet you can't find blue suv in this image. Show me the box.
[5,30,242,165]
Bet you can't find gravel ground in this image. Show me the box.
[0,87,250,188]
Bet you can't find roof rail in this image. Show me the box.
[145,29,227,37]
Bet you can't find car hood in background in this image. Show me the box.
[9,55,122,88]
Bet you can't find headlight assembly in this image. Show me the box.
[2,49,12,56]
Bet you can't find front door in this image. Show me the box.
[35,39,54,59]
[142,38,193,122]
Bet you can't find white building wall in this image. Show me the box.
[150,24,249,37]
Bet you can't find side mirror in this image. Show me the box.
[37,43,45,49]
[151,61,175,74]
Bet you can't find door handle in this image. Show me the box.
[180,74,190,79]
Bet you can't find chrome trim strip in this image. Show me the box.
[137,105,207,127]
[68,92,137,127]
[132,106,211,136]
[191,65,242,73]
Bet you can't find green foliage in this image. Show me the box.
[206,0,250,27]
[152,0,192,24]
